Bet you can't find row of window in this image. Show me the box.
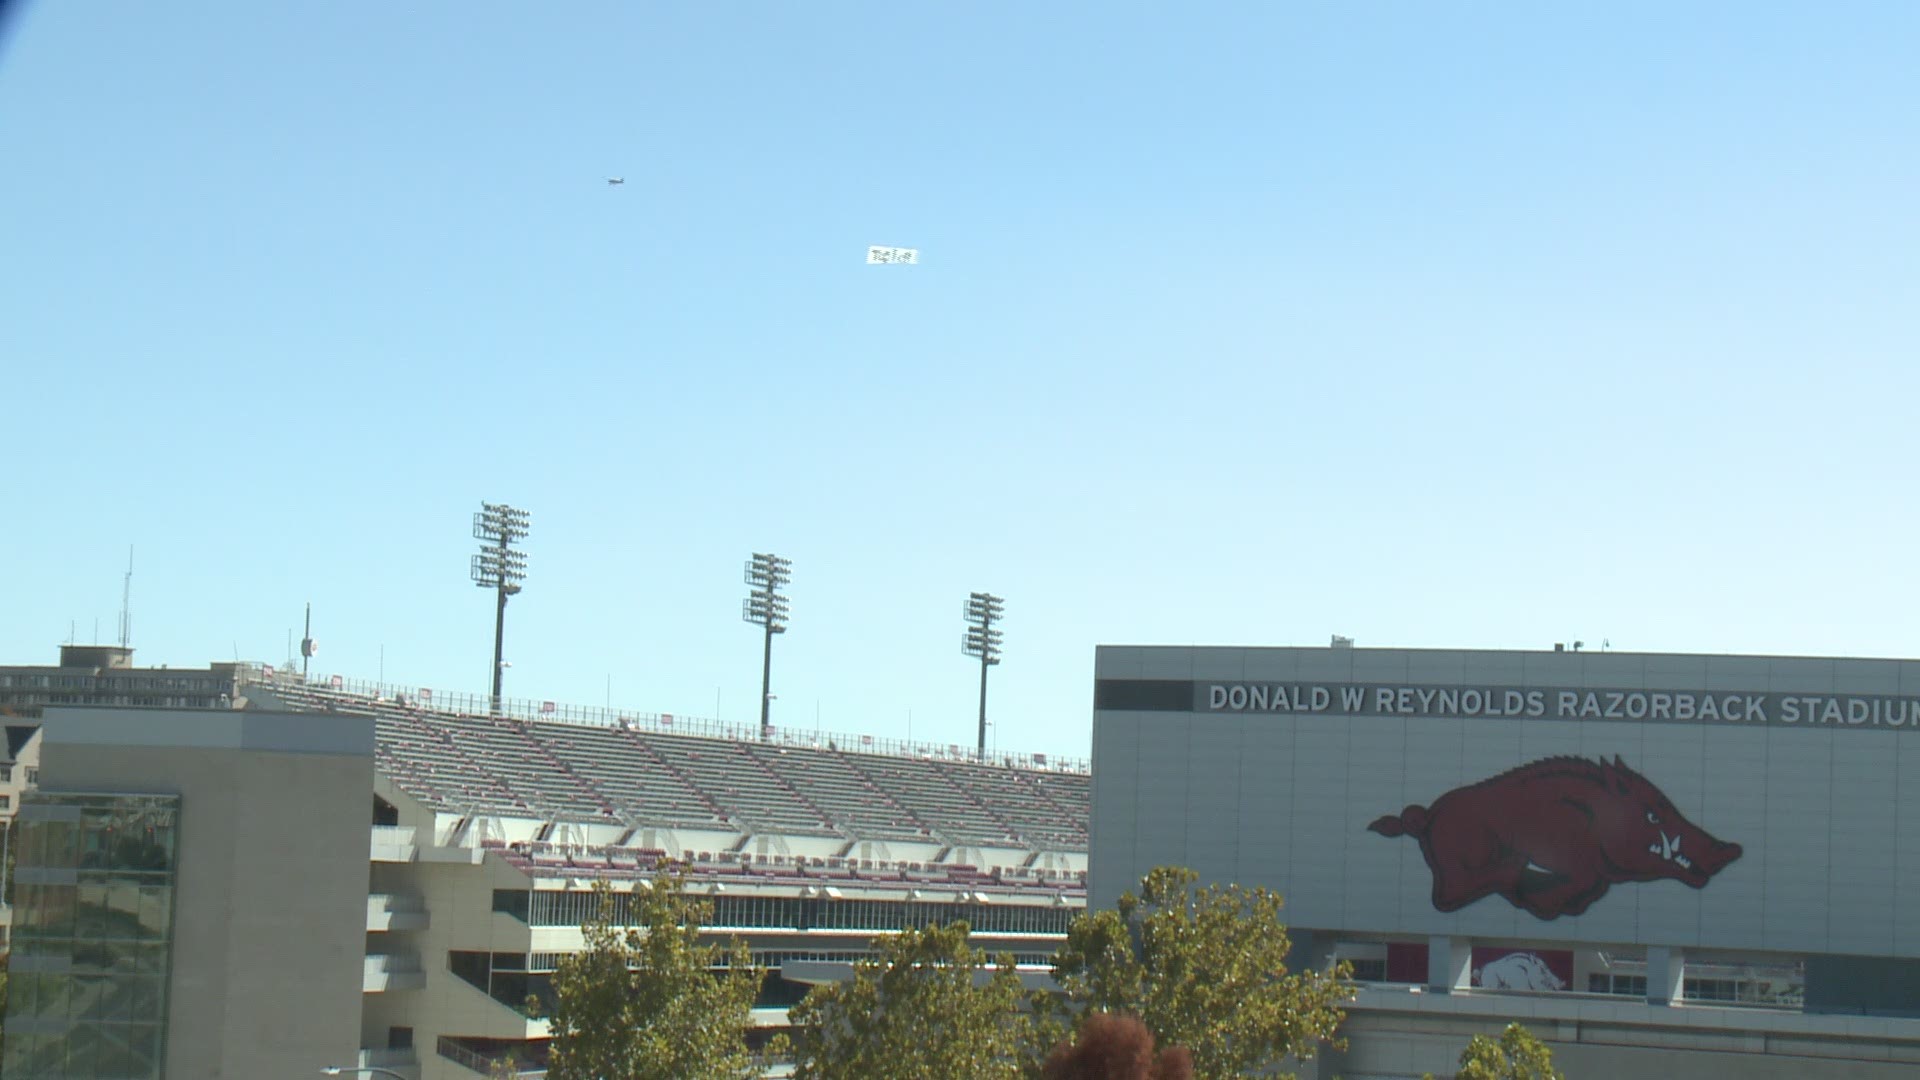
[0,693,221,709]
[450,945,1062,1020]
[4,794,180,1080]
[510,948,1058,973]
[495,889,1074,937]
[0,675,222,691]
[1589,974,1648,996]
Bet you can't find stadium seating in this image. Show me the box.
[247,678,1089,851]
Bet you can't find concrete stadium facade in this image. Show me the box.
[1091,644,1920,1079]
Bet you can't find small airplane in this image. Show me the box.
[606,177,624,186]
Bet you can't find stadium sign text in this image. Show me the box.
[1202,682,1920,729]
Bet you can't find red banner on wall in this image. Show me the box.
[1385,943,1428,984]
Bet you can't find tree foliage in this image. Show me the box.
[788,921,1030,1080]
[1041,1012,1191,1080]
[1429,1022,1564,1080]
[1044,866,1353,1080]
[539,873,765,1080]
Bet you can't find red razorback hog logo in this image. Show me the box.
[1368,756,1742,920]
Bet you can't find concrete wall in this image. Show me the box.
[38,707,373,1080]
[1092,646,1920,960]
[1325,1009,1920,1080]
[364,852,545,1080]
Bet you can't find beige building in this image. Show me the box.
[4,706,374,1079]
[0,661,1091,1079]
[252,673,1089,1078]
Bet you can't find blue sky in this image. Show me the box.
[3,3,1916,760]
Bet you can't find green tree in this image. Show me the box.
[788,921,1030,1080]
[1043,866,1353,1080]
[1427,1022,1564,1080]
[537,873,766,1080]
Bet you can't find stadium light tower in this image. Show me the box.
[742,552,791,740]
[471,502,531,715]
[962,592,1004,760]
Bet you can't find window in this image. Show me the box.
[0,795,10,810]
[521,891,1074,936]
[0,765,11,782]
[1587,974,1647,996]
[1685,977,1740,1002]
[1348,958,1387,982]
[25,768,38,786]
[492,889,531,921]
[2,793,180,1080]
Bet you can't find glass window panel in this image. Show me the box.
[96,974,134,1023]
[122,943,168,976]
[76,881,111,937]
[10,883,44,940]
[65,1023,102,1074]
[79,812,116,871]
[92,1027,135,1078]
[0,1036,25,1077]
[77,975,113,1020]
[15,819,44,869]
[38,886,76,938]
[136,885,171,943]
[32,974,70,1024]
[126,975,163,1024]
[125,1020,164,1074]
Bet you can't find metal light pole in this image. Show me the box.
[742,553,791,740]
[471,502,531,715]
[962,592,1004,760]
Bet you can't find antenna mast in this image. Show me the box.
[118,547,134,648]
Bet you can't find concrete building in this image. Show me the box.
[0,655,1089,1079]
[0,645,248,716]
[253,672,1088,1078]
[3,706,373,1079]
[1091,643,1920,1079]
[0,646,248,953]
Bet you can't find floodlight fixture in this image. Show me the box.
[472,501,532,714]
[742,552,792,738]
[962,591,1005,759]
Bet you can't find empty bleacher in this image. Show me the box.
[248,677,1089,852]
[535,722,730,830]
[740,742,931,841]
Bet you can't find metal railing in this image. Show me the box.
[437,1036,545,1077]
[247,668,1090,773]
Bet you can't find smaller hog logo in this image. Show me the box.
[1370,755,1742,920]
[1476,952,1565,992]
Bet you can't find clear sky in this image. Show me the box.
[3,3,1917,761]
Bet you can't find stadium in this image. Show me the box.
[14,637,1920,1078]
[1093,643,1920,1079]
[0,644,1088,1078]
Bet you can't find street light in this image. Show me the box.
[471,501,531,715]
[962,591,1004,760]
[742,552,791,740]
[320,1067,411,1080]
